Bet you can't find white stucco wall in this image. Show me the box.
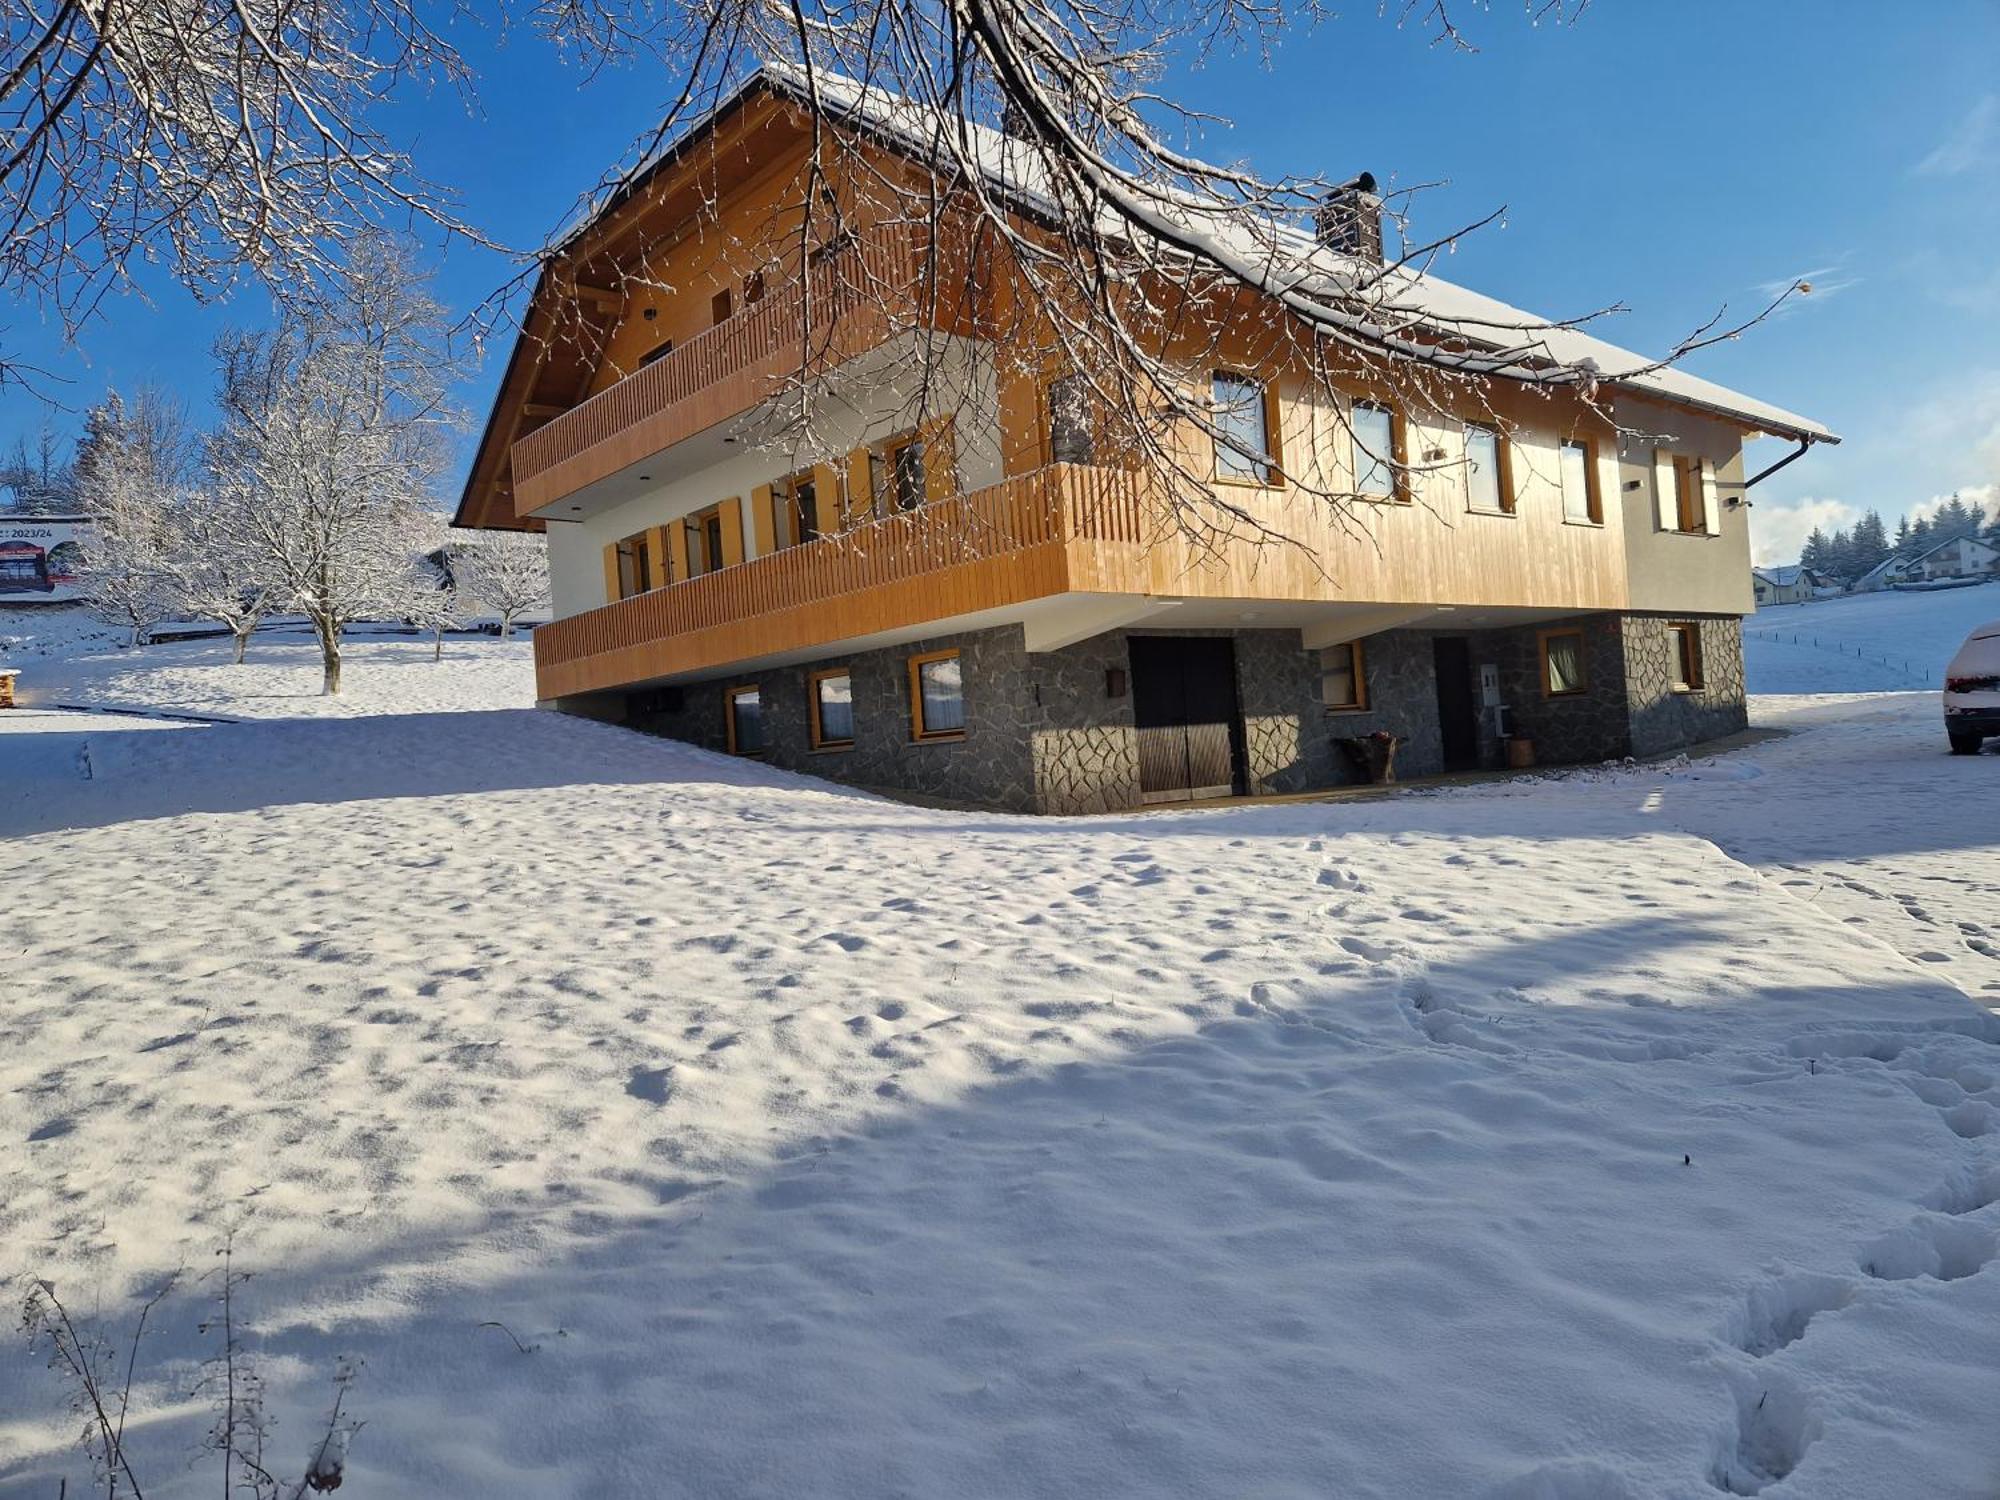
[1613,397,1758,617]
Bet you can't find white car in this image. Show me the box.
[1944,618,2000,754]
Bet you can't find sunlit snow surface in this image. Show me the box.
[1,628,1996,1499]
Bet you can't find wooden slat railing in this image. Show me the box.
[513,223,926,496]
[533,463,1153,691]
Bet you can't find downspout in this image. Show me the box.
[1741,437,1814,492]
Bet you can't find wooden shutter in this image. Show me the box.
[602,543,620,604]
[1700,457,1721,536]
[644,525,669,587]
[750,484,777,555]
[920,416,958,501]
[1653,449,1678,531]
[668,519,690,584]
[845,448,873,528]
[719,496,745,567]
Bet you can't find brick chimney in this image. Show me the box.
[1315,172,1384,263]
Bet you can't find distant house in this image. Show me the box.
[1902,533,1999,583]
[1851,553,1915,593]
[1751,565,1831,606]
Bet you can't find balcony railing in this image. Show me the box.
[511,223,931,516]
[533,464,1154,699]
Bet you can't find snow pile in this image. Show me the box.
[0,641,1996,1498]
[0,603,131,661]
[1746,583,2000,694]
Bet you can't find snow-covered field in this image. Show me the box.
[2,634,1998,1499]
[1745,582,2000,694]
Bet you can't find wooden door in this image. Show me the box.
[1129,637,1244,803]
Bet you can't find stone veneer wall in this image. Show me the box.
[1622,614,1748,757]
[596,609,1748,812]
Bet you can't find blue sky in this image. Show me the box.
[4,1,1996,565]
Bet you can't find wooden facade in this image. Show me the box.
[532,461,1628,700]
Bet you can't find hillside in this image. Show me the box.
[1745,582,2000,694]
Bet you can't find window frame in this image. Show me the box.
[1668,622,1705,692]
[1211,370,1280,486]
[1671,455,1707,534]
[809,667,856,751]
[742,271,765,306]
[614,533,653,599]
[1464,422,1515,516]
[639,338,675,368]
[724,684,765,756]
[1559,438,1603,525]
[1538,627,1590,699]
[888,435,927,513]
[1351,400,1405,503]
[1320,639,1369,713]
[907,648,967,742]
[684,505,726,576]
[710,288,734,326]
[1046,372,1096,466]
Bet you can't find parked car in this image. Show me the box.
[1944,619,2000,754]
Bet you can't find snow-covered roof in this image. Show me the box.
[695,62,1834,444]
[1906,532,1999,565]
[1756,565,1809,587]
[1852,555,1908,587]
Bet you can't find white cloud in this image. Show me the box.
[1749,495,1858,567]
[1905,482,1997,527]
[1915,95,1999,177]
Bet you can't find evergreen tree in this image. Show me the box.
[1850,510,1891,576]
[1894,514,1913,554]
[1800,526,1831,573]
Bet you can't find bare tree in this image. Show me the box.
[209,234,465,693]
[0,423,78,514]
[175,482,276,663]
[74,388,194,646]
[451,532,550,639]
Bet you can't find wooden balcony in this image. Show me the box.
[510,223,933,517]
[530,461,1629,700]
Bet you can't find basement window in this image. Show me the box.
[909,649,966,740]
[1320,641,1368,712]
[1540,628,1588,698]
[811,669,855,749]
[1669,622,1704,692]
[725,685,765,755]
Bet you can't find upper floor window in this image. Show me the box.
[640,338,674,368]
[1048,374,1095,465]
[1559,439,1602,524]
[1671,455,1706,534]
[778,472,822,546]
[686,505,726,576]
[711,289,733,325]
[870,432,928,515]
[1212,372,1275,484]
[1351,402,1398,500]
[1465,424,1513,514]
[614,532,653,599]
[743,272,765,306]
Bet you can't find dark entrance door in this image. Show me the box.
[1433,637,1480,772]
[1128,636,1244,803]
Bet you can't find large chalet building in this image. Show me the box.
[456,66,1835,813]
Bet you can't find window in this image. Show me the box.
[1465,424,1513,514]
[711,289,733,325]
[1539,629,1588,699]
[909,649,966,739]
[811,669,855,749]
[1560,440,1601,524]
[614,533,653,599]
[1672,455,1706,534]
[1212,372,1275,483]
[685,505,726,576]
[743,272,765,306]
[780,473,821,546]
[640,339,675,368]
[881,435,926,513]
[725,685,764,755]
[1669,622,1704,691]
[1048,374,1095,465]
[1320,641,1368,711]
[1352,402,1398,500]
